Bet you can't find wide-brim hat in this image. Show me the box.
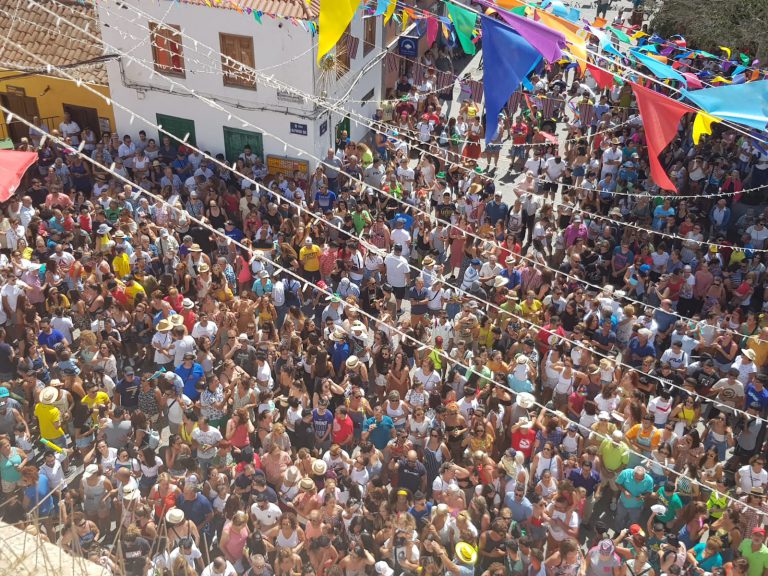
[165,508,185,525]
[422,256,435,266]
[40,386,58,405]
[169,314,185,327]
[515,392,535,409]
[189,244,203,253]
[312,459,328,476]
[455,542,478,565]
[284,466,301,484]
[122,483,141,501]
[494,276,509,289]
[157,319,173,332]
[346,355,360,369]
[299,477,316,491]
[330,327,347,342]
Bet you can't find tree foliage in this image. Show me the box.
[650,0,768,61]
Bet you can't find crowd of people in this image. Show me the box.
[3,16,768,576]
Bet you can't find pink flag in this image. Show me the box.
[427,17,439,46]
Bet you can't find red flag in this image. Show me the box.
[631,82,694,191]
[586,63,614,90]
[427,17,439,46]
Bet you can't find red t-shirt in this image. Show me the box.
[511,428,537,459]
[332,415,354,445]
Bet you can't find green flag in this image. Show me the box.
[447,3,478,55]
[607,26,630,43]
[511,6,526,15]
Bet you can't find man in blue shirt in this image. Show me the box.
[312,399,334,452]
[502,483,533,523]
[115,365,141,411]
[314,185,336,212]
[484,192,509,226]
[568,460,601,524]
[362,406,395,450]
[627,328,656,366]
[38,318,66,364]
[175,352,205,401]
[224,220,244,242]
[615,465,654,531]
[745,373,768,414]
[176,482,213,527]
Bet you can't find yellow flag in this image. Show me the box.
[537,10,586,75]
[692,111,721,144]
[318,0,359,63]
[712,76,732,84]
[401,10,409,31]
[631,30,648,40]
[719,46,731,59]
[384,0,396,24]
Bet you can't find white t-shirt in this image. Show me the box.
[191,321,218,341]
[391,229,412,257]
[250,501,282,529]
[384,254,410,288]
[545,158,566,181]
[191,426,223,460]
[601,148,622,176]
[169,543,202,569]
[647,396,673,425]
[172,335,197,367]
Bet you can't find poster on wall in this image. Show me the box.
[266,154,310,180]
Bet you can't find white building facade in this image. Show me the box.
[97,0,383,176]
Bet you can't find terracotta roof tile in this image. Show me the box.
[0,1,108,85]
[177,0,319,20]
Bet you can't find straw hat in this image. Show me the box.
[330,327,347,342]
[312,460,328,476]
[284,466,301,484]
[165,508,185,525]
[493,276,509,289]
[455,542,478,565]
[169,314,185,327]
[422,256,435,266]
[346,355,360,370]
[157,319,173,332]
[182,298,195,310]
[742,348,757,361]
[40,387,58,405]
[122,483,141,501]
[299,477,316,491]
[198,263,210,273]
[189,244,203,252]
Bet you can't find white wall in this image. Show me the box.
[97,1,383,163]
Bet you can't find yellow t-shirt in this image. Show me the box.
[112,253,131,279]
[81,391,110,422]
[299,245,321,272]
[35,403,63,440]
[125,282,146,307]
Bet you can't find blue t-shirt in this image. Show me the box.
[176,493,213,525]
[503,493,533,522]
[315,191,337,210]
[312,408,334,439]
[175,363,205,401]
[363,415,394,450]
[745,384,768,412]
[115,376,141,408]
[26,474,55,517]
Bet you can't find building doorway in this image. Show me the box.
[63,104,100,139]
[1,91,39,142]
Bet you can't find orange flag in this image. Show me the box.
[536,10,586,75]
[496,0,524,9]
[592,17,607,28]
